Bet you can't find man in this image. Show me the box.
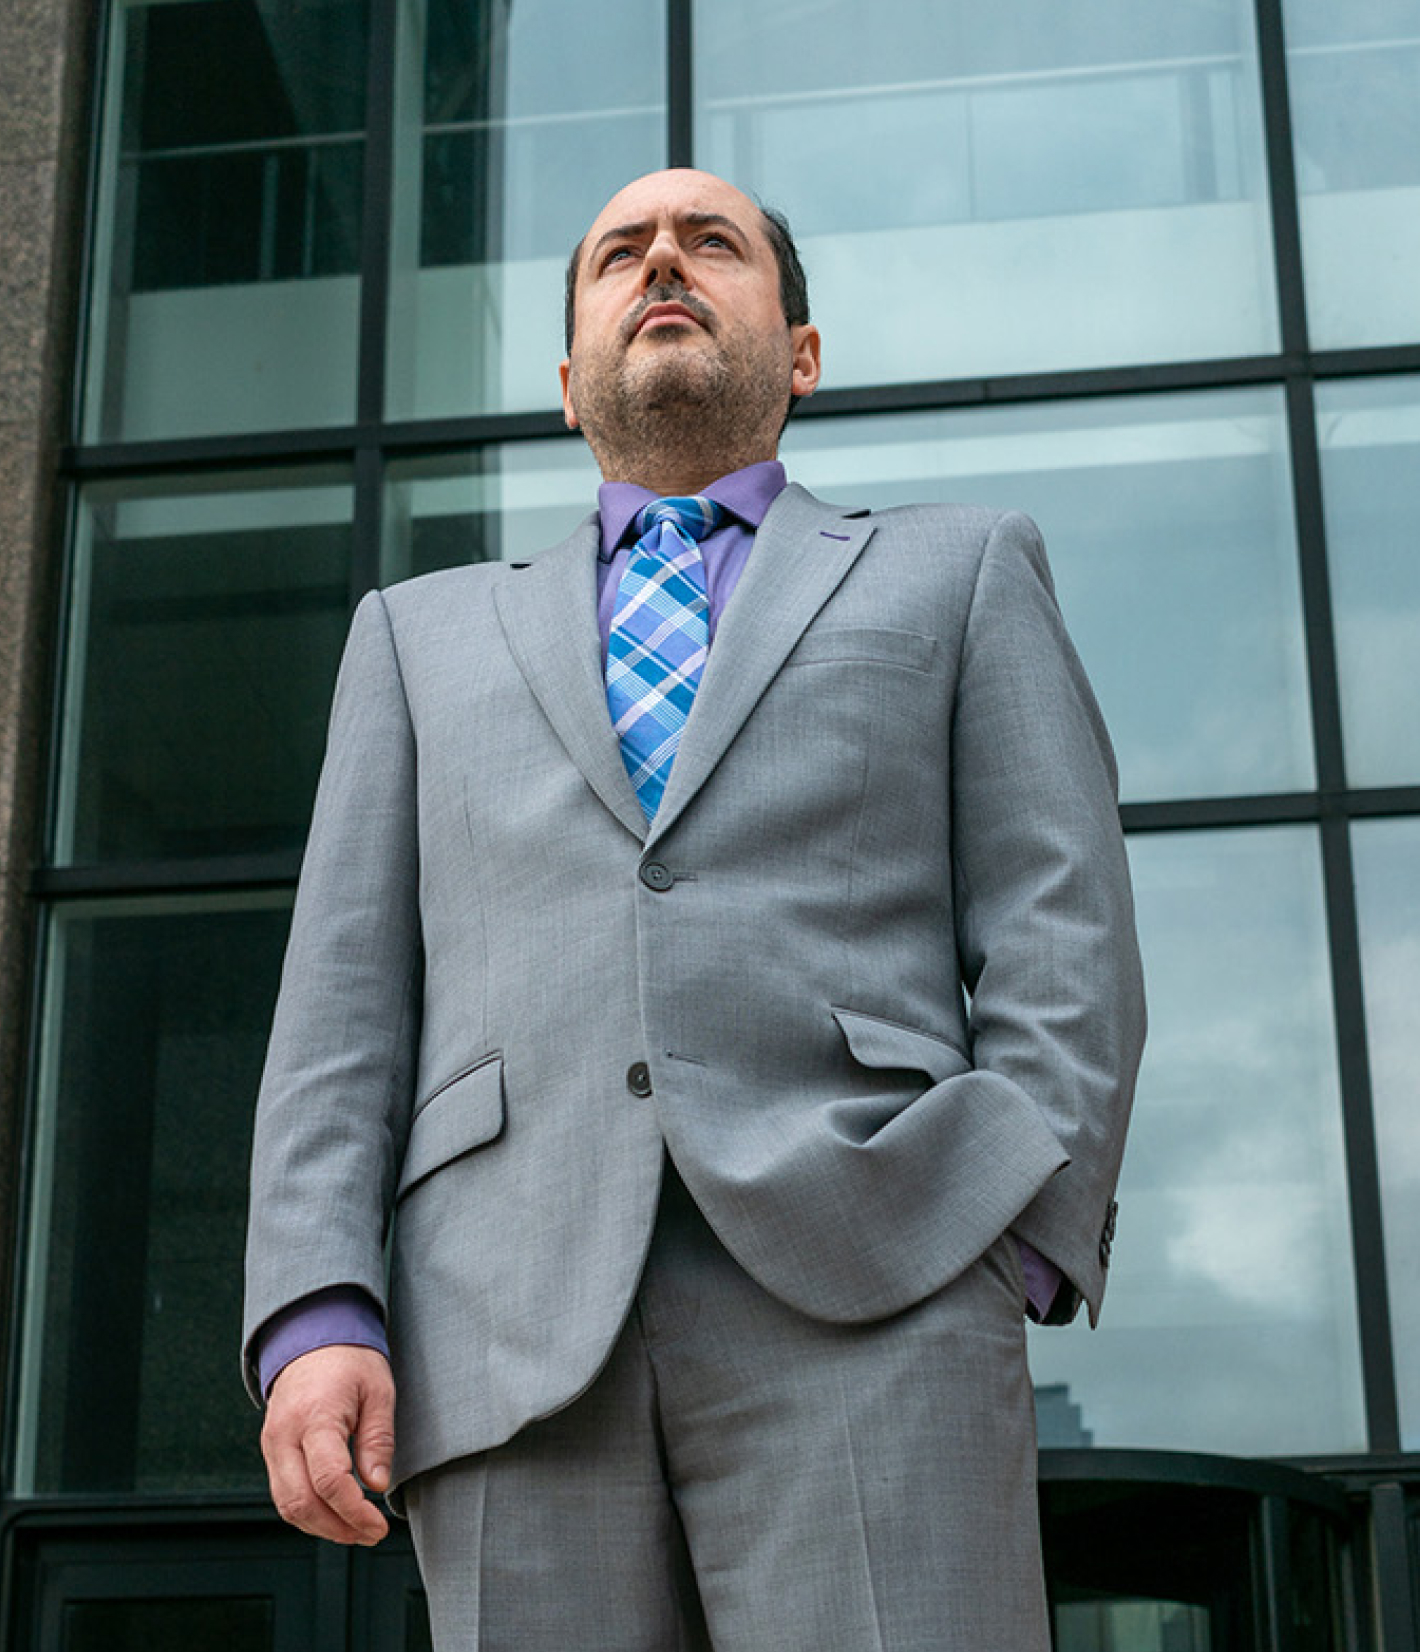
[244,168,1145,1649]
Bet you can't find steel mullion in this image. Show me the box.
[667,0,693,167]
[1314,344,1420,380]
[356,0,396,433]
[1254,0,1311,359]
[33,854,303,900]
[349,0,400,600]
[1284,365,1402,1454]
[52,348,1420,487]
[1256,0,1404,1451]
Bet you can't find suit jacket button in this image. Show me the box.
[1099,1199,1119,1267]
[640,862,674,891]
[626,1062,653,1097]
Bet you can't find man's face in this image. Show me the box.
[559,170,819,466]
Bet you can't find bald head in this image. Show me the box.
[564,169,809,354]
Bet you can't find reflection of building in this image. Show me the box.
[1036,1383,1095,1450]
[2,0,1419,1647]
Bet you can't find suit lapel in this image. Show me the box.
[649,484,876,840]
[493,516,647,841]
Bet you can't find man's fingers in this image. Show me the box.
[265,1427,367,1544]
[261,1344,395,1545]
[303,1423,390,1542]
[264,1423,389,1546]
[352,1380,396,1493]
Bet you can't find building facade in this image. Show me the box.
[1,0,1418,1646]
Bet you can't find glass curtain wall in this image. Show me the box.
[385,0,666,418]
[1353,818,1420,1451]
[82,0,371,441]
[695,0,1280,383]
[782,392,1312,803]
[1282,0,1420,348]
[780,401,1364,1455]
[13,0,1420,1527]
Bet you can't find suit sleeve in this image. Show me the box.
[241,589,423,1401]
[951,511,1146,1325]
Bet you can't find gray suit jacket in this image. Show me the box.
[243,483,1145,1490]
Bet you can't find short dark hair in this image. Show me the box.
[562,198,810,355]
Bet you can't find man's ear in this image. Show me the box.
[789,325,822,400]
[559,359,580,430]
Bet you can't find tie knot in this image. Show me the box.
[635,495,725,545]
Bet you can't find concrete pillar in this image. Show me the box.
[0,0,95,1354]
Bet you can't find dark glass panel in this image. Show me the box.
[64,1597,272,1652]
[130,0,366,148]
[382,441,598,584]
[132,144,364,290]
[405,1592,434,1652]
[57,474,352,865]
[121,0,367,288]
[1044,1475,1350,1652]
[85,0,368,438]
[19,897,290,1494]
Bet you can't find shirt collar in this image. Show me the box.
[596,460,788,561]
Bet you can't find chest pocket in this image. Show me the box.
[784,626,935,672]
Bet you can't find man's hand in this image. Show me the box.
[261,1344,395,1545]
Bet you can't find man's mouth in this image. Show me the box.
[637,304,698,333]
[626,291,714,340]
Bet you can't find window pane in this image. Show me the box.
[82,0,369,441]
[1316,375,1420,787]
[782,390,1312,802]
[64,1599,272,1652]
[53,471,353,865]
[1352,817,1420,1450]
[385,0,665,419]
[383,438,600,583]
[695,0,1278,383]
[1054,1599,1211,1652]
[1028,827,1366,1456]
[1283,0,1420,349]
[13,895,289,1495]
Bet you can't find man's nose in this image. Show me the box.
[641,228,688,290]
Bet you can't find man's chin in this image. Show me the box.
[624,353,724,408]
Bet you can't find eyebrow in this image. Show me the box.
[587,211,747,268]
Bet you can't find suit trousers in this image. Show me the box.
[403,1160,1050,1652]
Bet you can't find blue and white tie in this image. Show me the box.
[606,495,724,820]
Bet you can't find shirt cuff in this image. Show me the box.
[255,1285,389,1400]
[1015,1237,1063,1323]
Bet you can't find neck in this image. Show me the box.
[590,430,778,500]
[599,453,768,497]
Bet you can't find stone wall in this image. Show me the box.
[0,0,94,1360]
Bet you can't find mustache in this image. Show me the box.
[622,284,716,341]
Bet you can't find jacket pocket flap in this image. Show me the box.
[832,1007,970,1084]
[398,1056,504,1198]
[786,626,935,672]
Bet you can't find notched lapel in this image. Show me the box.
[650,484,876,839]
[493,516,646,840]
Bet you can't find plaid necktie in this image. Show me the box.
[606,495,724,820]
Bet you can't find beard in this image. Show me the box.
[567,285,793,483]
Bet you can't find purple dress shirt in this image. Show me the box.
[255,461,1061,1396]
